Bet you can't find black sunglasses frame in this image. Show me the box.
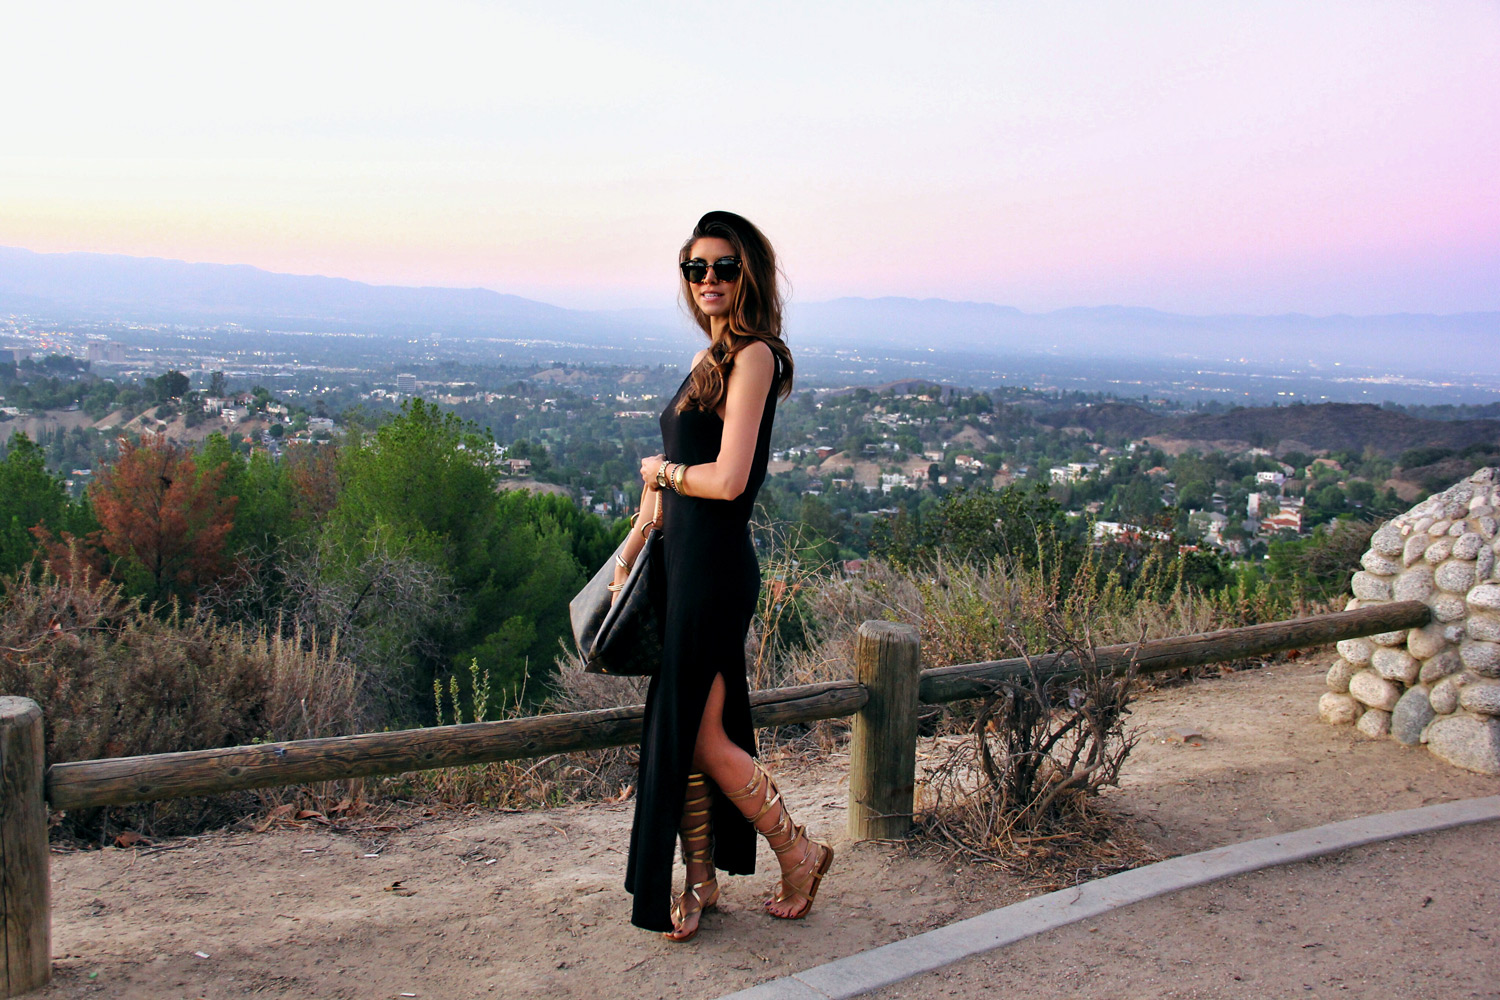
[680,256,742,284]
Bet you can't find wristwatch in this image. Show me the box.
[655,460,669,490]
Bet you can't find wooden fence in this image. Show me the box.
[0,601,1431,996]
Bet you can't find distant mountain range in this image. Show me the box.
[2,245,1496,374]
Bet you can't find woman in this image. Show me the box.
[610,211,832,942]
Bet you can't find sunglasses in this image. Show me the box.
[679,256,742,284]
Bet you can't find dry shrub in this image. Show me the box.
[914,606,1156,885]
[384,653,642,811]
[1,553,361,838]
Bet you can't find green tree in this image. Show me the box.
[325,400,588,709]
[155,370,190,401]
[0,433,78,576]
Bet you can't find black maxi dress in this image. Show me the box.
[624,352,784,932]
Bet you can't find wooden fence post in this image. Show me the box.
[0,697,49,997]
[847,621,921,841]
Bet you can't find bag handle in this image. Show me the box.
[638,487,664,538]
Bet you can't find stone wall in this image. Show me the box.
[1319,469,1500,775]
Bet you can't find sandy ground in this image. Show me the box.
[38,656,1500,1000]
[868,823,1500,1000]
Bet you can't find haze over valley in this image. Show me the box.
[2,245,1495,407]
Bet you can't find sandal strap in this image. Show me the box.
[722,763,765,804]
[771,841,830,906]
[725,760,798,843]
[680,772,716,870]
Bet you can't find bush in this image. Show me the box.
[0,554,360,837]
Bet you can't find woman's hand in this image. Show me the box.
[640,453,666,491]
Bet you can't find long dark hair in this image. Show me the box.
[677,210,794,414]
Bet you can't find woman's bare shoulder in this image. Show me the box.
[734,339,774,373]
[691,347,711,370]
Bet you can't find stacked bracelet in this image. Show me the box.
[615,552,632,571]
[669,462,685,493]
[606,580,625,593]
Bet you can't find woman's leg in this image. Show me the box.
[693,674,832,919]
[663,770,718,941]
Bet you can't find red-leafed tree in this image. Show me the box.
[88,436,238,603]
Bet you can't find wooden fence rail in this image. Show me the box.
[45,680,868,813]
[0,600,1432,996]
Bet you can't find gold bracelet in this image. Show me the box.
[615,552,632,570]
[606,580,625,593]
[671,462,685,493]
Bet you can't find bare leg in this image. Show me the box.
[663,771,718,941]
[692,674,831,919]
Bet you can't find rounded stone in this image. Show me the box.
[1459,681,1500,716]
[1406,624,1449,660]
[1429,519,1452,537]
[1355,709,1392,738]
[1449,520,1467,536]
[1419,649,1464,684]
[1370,628,1408,647]
[1370,521,1406,556]
[1473,468,1497,484]
[1478,516,1497,540]
[1390,686,1435,745]
[1434,561,1476,594]
[1466,613,1500,643]
[1361,550,1403,575]
[1345,598,1363,611]
[1372,647,1419,684]
[1430,675,1463,715]
[1351,571,1393,601]
[1431,595,1468,622]
[1468,583,1500,611]
[1460,640,1500,678]
[1477,548,1496,581]
[1394,566,1435,601]
[1403,533,1431,566]
[1453,533,1483,560]
[1423,538,1453,564]
[1319,691,1361,726]
[1425,715,1500,775]
[1336,638,1374,666]
[1349,670,1401,711]
[1326,658,1357,693]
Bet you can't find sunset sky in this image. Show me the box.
[2,1,1496,314]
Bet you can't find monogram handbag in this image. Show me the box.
[569,490,664,675]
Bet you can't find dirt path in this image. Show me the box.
[38,657,1500,999]
[866,822,1500,1000]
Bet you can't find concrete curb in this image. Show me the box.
[716,795,1500,1000]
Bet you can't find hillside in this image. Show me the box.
[1039,402,1500,458]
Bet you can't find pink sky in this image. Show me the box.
[2,1,1496,314]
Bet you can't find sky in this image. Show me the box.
[2,1,1497,314]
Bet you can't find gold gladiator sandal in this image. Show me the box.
[666,772,720,942]
[723,760,834,921]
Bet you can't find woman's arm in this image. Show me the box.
[610,486,663,602]
[676,341,774,501]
